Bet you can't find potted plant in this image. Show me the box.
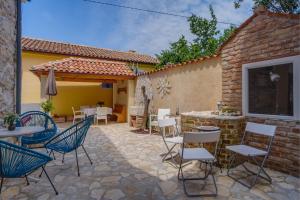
[3,113,19,131]
[41,99,55,115]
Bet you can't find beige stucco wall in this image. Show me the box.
[0,0,17,119]
[144,57,222,114]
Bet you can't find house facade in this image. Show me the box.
[21,37,158,117]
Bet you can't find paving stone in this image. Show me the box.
[1,124,299,200]
[1,186,20,199]
[104,189,125,200]
[37,193,50,200]
[90,189,105,200]
[159,181,177,196]
[89,181,101,190]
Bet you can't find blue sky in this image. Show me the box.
[22,0,253,56]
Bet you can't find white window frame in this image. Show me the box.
[242,55,300,120]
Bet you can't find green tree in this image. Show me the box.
[234,0,300,14]
[156,6,235,68]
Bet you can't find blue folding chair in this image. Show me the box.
[44,116,93,176]
[0,140,58,194]
[18,111,57,147]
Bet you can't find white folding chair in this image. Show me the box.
[72,107,85,124]
[95,107,108,124]
[149,108,170,135]
[178,131,220,197]
[158,118,182,166]
[226,122,276,188]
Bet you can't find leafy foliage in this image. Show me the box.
[156,6,235,67]
[3,113,19,126]
[234,0,300,14]
[41,100,55,113]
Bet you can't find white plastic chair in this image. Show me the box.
[226,122,276,188]
[158,118,183,165]
[178,131,220,197]
[72,107,85,124]
[95,107,108,124]
[149,108,170,135]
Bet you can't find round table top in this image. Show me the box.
[193,126,220,132]
[0,126,45,138]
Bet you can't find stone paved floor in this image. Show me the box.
[1,123,299,200]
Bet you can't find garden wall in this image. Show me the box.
[0,1,17,119]
[220,7,300,176]
[137,56,222,114]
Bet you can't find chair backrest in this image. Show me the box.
[45,116,93,152]
[158,118,176,128]
[245,122,276,137]
[19,111,56,131]
[97,107,107,116]
[158,109,170,120]
[0,140,51,177]
[72,107,76,115]
[183,131,221,143]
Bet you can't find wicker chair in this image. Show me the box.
[18,111,57,147]
[0,140,58,194]
[45,116,93,176]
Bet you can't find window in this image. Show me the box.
[243,55,300,120]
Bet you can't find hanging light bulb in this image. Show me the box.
[270,71,280,82]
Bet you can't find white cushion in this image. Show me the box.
[179,148,215,161]
[165,136,183,144]
[226,144,267,156]
[151,121,158,126]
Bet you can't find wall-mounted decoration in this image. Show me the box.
[157,77,171,98]
[117,87,127,94]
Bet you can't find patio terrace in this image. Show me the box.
[1,123,299,200]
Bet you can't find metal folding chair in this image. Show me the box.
[178,131,220,197]
[158,118,182,166]
[226,122,276,188]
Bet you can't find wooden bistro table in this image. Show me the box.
[0,126,45,144]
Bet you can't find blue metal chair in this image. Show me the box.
[18,111,57,147]
[45,116,93,176]
[0,140,58,194]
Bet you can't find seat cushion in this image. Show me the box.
[226,144,267,156]
[179,148,215,161]
[164,136,183,144]
[151,121,158,126]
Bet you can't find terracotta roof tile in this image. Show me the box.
[31,57,135,77]
[22,37,158,64]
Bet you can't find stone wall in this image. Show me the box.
[220,8,300,176]
[181,113,245,167]
[246,117,300,177]
[138,56,222,115]
[221,8,300,111]
[0,1,17,119]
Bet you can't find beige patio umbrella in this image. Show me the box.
[45,67,57,98]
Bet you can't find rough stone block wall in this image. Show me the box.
[0,1,17,119]
[246,117,300,177]
[220,9,300,176]
[181,115,245,167]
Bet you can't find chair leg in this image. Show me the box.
[82,145,93,165]
[0,177,4,193]
[180,161,217,197]
[42,166,58,195]
[25,175,30,185]
[75,149,80,176]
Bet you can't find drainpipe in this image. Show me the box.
[15,0,22,114]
